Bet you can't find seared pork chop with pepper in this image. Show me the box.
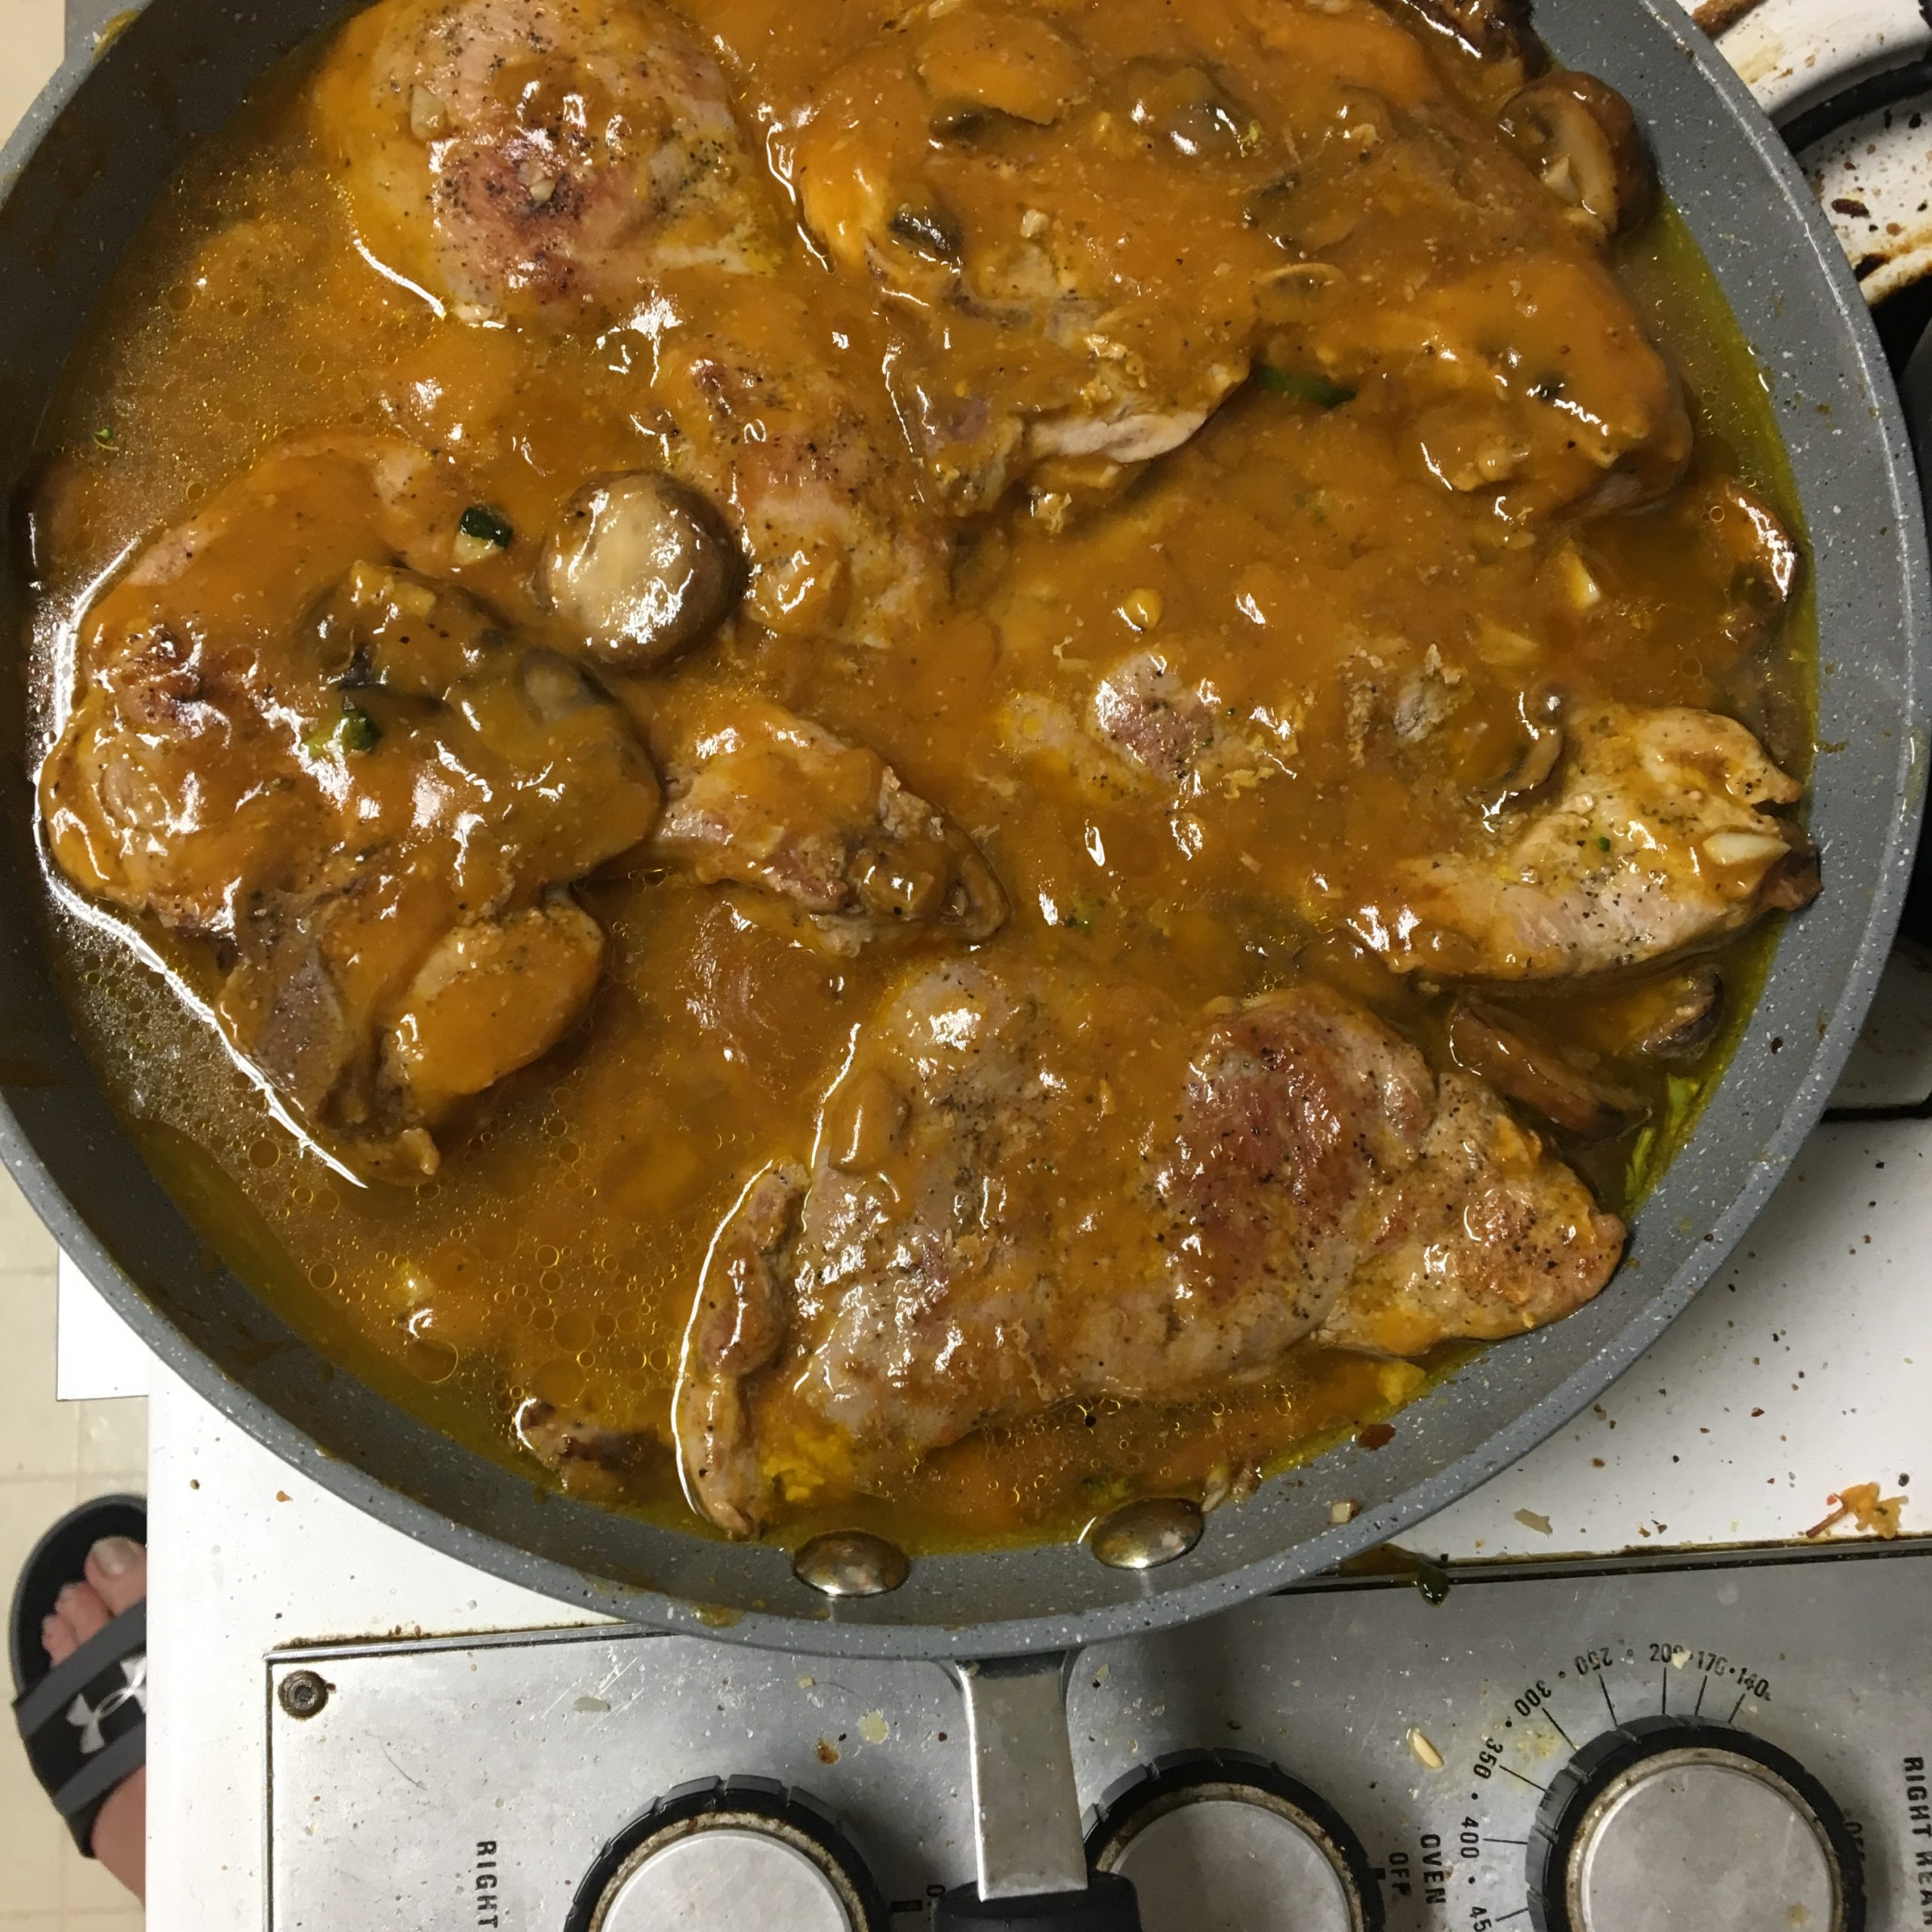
[1350,703,1819,980]
[40,435,659,1178]
[32,0,1818,1551]
[675,961,1620,1535]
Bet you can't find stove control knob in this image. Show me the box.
[1527,1717,1866,1932]
[565,1777,889,1932]
[1086,1750,1383,1931]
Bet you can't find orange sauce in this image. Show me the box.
[23,0,1809,1548]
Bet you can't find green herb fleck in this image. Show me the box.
[1598,835,1613,852]
[1623,1072,1706,1210]
[1257,367,1357,410]
[1623,1121,1660,1201]
[458,504,515,549]
[93,425,118,450]
[307,704,382,757]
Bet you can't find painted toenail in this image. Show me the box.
[90,1535,142,1577]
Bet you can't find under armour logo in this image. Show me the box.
[65,1655,146,1755]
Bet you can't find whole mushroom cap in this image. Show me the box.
[537,472,738,668]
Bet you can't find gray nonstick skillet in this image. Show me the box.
[1,0,1924,1920]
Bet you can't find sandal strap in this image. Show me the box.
[53,1721,146,1853]
[14,1601,146,1807]
[8,1493,145,1700]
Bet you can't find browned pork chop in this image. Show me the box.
[649,695,1008,953]
[313,0,785,318]
[1350,702,1818,980]
[790,9,1253,514]
[784,0,1687,521]
[315,0,950,645]
[674,961,1621,1534]
[41,435,658,1178]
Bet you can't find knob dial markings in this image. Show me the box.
[1527,1718,1865,1932]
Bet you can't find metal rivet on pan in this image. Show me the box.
[278,1669,330,1719]
[792,1530,911,1598]
[1088,1497,1204,1571]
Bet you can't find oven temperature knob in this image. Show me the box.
[1527,1717,1865,1932]
[1086,1749,1383,1930]
[563,1776,889,1931]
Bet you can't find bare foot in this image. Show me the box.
[40,1534,147,1902]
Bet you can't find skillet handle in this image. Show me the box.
[939,1655,1143,1930]
[933,1872,1142,1930]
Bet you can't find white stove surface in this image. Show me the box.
[1703,0,1929,126]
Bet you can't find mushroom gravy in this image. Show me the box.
[25,0,1814,1549]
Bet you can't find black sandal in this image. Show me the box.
[10,1494,147,1857]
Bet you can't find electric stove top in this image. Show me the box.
[257,1545,1928,1931]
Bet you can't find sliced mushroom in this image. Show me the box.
[889,202,963,263]
[1245,174,1363,256]
[537,472,738,669]
[930,103,1015,143]
[1118,60,1260,161]
[1721,641,1810,778]
[1552,964,1727,1069]
[1700,477,1801,609]
[1448,1000,1647,1141]
[1493,689,1564,799]
[1495,723,1562,801]
[1501,74,1655,244]
[1486,688,1565,808]
[1624,964,1725,1060]
[1245,178,1303,251]
[1394,0,1545,69]
[1760,838,1822,913]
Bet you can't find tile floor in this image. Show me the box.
[0,0,62,147]
[0,1174,148,1932]
[4,5,148,1924]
